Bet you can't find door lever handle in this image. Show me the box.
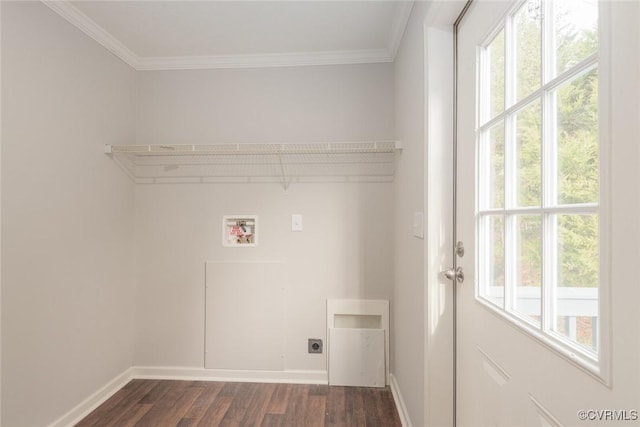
[442,266,464,283]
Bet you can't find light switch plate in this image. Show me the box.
[292,214,303,232]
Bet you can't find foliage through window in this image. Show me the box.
[477,0,600,361]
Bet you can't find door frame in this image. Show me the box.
[451,5,473,426]
[422,2,474,426]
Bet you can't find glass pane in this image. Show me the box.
[515,100,541,207]
[554,213,599,352]
[486,122,505,209]
[487,29,505,119]
[555,68,599,205]
[554,0,598,78]
[554,316,597,353]
[515,0,541,101]
[514,215,542,324]
[481,215,505,308]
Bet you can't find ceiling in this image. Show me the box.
[44,0,415,70]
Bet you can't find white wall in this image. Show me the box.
[135,65,394,145]
[393,2,428,423]
[1,3,137,426]
[133,65,395,373]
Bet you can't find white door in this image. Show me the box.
[455,1,640,426]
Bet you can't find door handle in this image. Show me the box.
[442,266,464,283]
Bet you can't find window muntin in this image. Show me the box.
[477,0,600,365]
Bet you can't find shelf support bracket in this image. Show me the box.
[277,153,290,191]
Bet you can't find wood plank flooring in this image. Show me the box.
[75,380,402,427]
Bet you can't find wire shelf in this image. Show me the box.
[105,141,402,187]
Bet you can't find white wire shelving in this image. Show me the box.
[105,141,402,188]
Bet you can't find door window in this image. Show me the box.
[477,0,602,370]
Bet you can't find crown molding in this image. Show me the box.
[41,0,139,69]
[388,0,415,60]
[136,49,393,71]
[42,0,406,71]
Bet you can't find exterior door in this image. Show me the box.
[455,1,640,426]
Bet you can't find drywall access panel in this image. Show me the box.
[327,299,389,387]
[205,261,285,371]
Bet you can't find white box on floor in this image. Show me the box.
[328,327,385,387]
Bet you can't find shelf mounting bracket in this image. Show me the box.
[277,152,290,191]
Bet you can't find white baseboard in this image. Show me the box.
[131,365,328,384]
[47,367,134,427]
[389,373,413,427]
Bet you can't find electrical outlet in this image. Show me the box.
[308,338,323,354]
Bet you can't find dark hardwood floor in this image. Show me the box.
[75,379,403,426]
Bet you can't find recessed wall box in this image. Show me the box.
[308,338,323,354]
[223,215,258,247]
